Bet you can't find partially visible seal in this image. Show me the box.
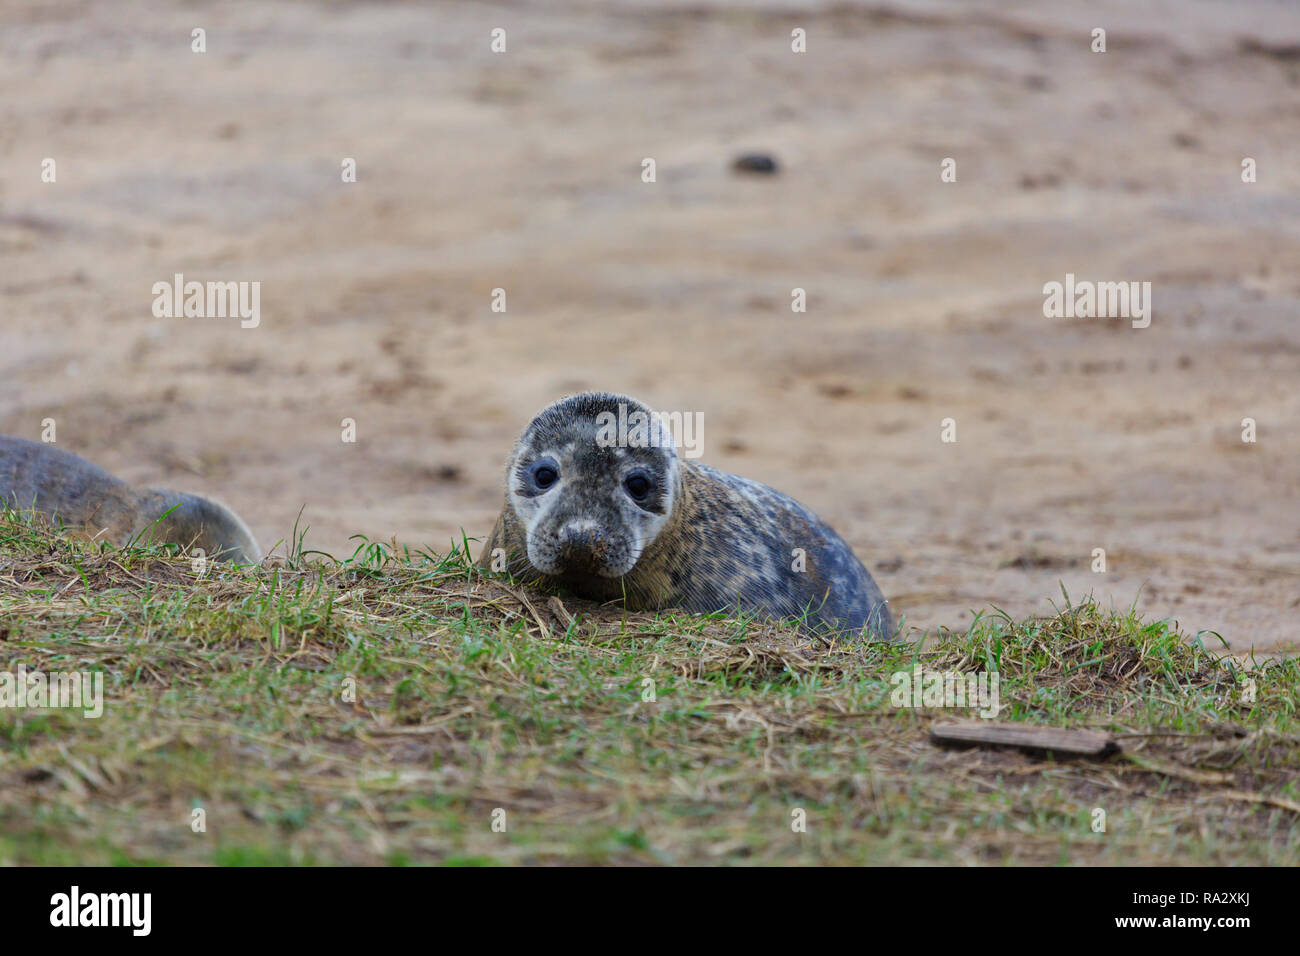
[477,392,893,639]
[0,436,260,564]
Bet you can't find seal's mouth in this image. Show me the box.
[526,525,638,581]
[557,534,608,575]
[534,555,634,581]
[522,520,634,580]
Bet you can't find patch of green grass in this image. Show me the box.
[0,508,1296,864]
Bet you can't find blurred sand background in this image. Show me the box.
[1,0,1297,652]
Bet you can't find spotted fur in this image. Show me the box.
[478,393,894,639]
[0,436,260,564]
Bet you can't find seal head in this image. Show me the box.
[507,392,678,585]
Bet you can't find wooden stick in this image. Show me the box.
[931,721,1120,759]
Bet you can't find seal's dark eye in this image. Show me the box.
[531,461,559,490]
[623,471,653,502]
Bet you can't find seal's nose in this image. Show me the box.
[557,524,608,573]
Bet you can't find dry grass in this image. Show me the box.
[0,509,1296,865]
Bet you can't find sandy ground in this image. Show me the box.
[1,0,1297,653]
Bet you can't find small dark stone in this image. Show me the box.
[732,153,779,175]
